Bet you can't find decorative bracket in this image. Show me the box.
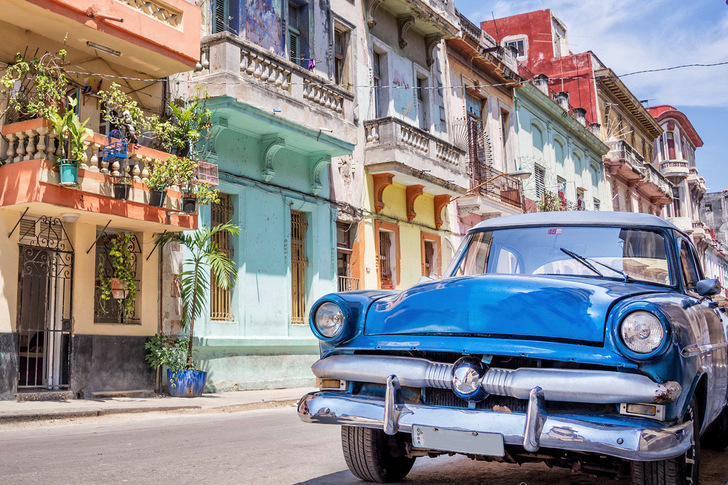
[372,173,394,213]
[367,0,385,28]
[310,155,331,196]
[8,207,30,238]
[261,135,285,182]
[405,185,424,221]
[425,34,442,67]
[397,14,415,49]
[433,194,451,229]
[86,220,112,254]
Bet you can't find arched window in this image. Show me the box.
[531,124,544,159]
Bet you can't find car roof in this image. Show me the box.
[470,211,679,232]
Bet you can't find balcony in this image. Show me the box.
[606,139,645,169]
[364,117,467,196]
[687,167,700,188]
[692,221,707,241]
[659,159,690,181]
[196,33,356,145]
[451,12,518,75]
[457,165,523,218]
[0,0,200,76]
[0,118,196,232]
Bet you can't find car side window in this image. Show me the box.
[679,239,699,291]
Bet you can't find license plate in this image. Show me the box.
[411,425,504,456]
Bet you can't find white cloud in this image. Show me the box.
[457,0,728,107]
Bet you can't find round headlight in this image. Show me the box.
[314,302,345,338]
[620,311,665,354]
[452,357,487,402]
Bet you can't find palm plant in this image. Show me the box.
[174,221,239,367]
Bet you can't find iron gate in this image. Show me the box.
[17,216,74,390]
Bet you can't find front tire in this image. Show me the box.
[630,396,700,485]
[701,404,728,450]
[341,426,416,483]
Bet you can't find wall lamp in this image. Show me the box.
[86,41,121,57]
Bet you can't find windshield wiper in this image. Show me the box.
[560,247,603,277]
[560,247,632,282]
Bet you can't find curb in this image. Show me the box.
[0,398,300,425]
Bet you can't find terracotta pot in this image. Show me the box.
[110,277,129,300]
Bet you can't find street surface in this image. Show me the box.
[1,405,727,485]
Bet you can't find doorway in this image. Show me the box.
[17,217,73,390]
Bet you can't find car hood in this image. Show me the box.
[363,275,664,344]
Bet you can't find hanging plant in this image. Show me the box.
[0,49,69,122]
[98,233,138,319]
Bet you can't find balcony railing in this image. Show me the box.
[659,159,689,180]
[3,120,165,183]
[645,163,673,197]
[607,139,644,167]
[364,117,462,166]
[338,276,360,292]
[200,34,353,121]
[472,165,523,209]
[0,118,196,222]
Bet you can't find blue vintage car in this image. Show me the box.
[298,212,728,484]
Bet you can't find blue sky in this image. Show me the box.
[454,0,728,192]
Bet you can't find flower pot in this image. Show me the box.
[110,277,129,300]
[167,369,207,397]
[114,183,131,200]
[59,161,79,186]
[149,189,166,207]
[182,196,197,213]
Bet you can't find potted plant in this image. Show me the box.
[164,155,219,212]
[157,221,238,397]
[144,335,199,396]
[0,49,68,123]
[145,158,175,207]
[46,97,93,186]
[151,95,212,157]
[113,177,132,200]
[98,233,138,319]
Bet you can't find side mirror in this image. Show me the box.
[696,278,721,297]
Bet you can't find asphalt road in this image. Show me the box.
[1,406,727,485]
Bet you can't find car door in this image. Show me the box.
[678,235,728,427]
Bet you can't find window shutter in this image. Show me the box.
[289,32,299,63]
[214,0,226,33]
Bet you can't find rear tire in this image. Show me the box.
[341,426,416,483]
[630,396,700,485]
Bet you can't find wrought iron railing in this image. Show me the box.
[338,276,360,292]
[607,139,645,167]
[470,164,523,209]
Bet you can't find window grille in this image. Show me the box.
[379,230,394,289]
[210,194,234,321]
[291,211,308,324]
[337,222,358,292]
[94,233,141,324]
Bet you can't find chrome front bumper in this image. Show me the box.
[298,376,693,462]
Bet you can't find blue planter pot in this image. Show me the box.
[59,161,78,186]
[166,369,207,397]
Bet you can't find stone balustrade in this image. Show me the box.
[201,35,351,119]
[659,159,689,180]
[364,117,464,166]
[2,119,174,185]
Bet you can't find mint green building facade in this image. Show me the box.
[172,23,357,390]
[514,83,609,211]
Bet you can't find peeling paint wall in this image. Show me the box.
[244,0,284,55]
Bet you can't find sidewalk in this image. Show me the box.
[0,387,315,424]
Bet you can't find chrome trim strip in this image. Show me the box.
[298,390,693,462]
[681,342,728,358]
[311,355,682,404]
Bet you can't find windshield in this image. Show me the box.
[447,226,673,286]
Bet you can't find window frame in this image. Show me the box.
[375,220,400,289]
